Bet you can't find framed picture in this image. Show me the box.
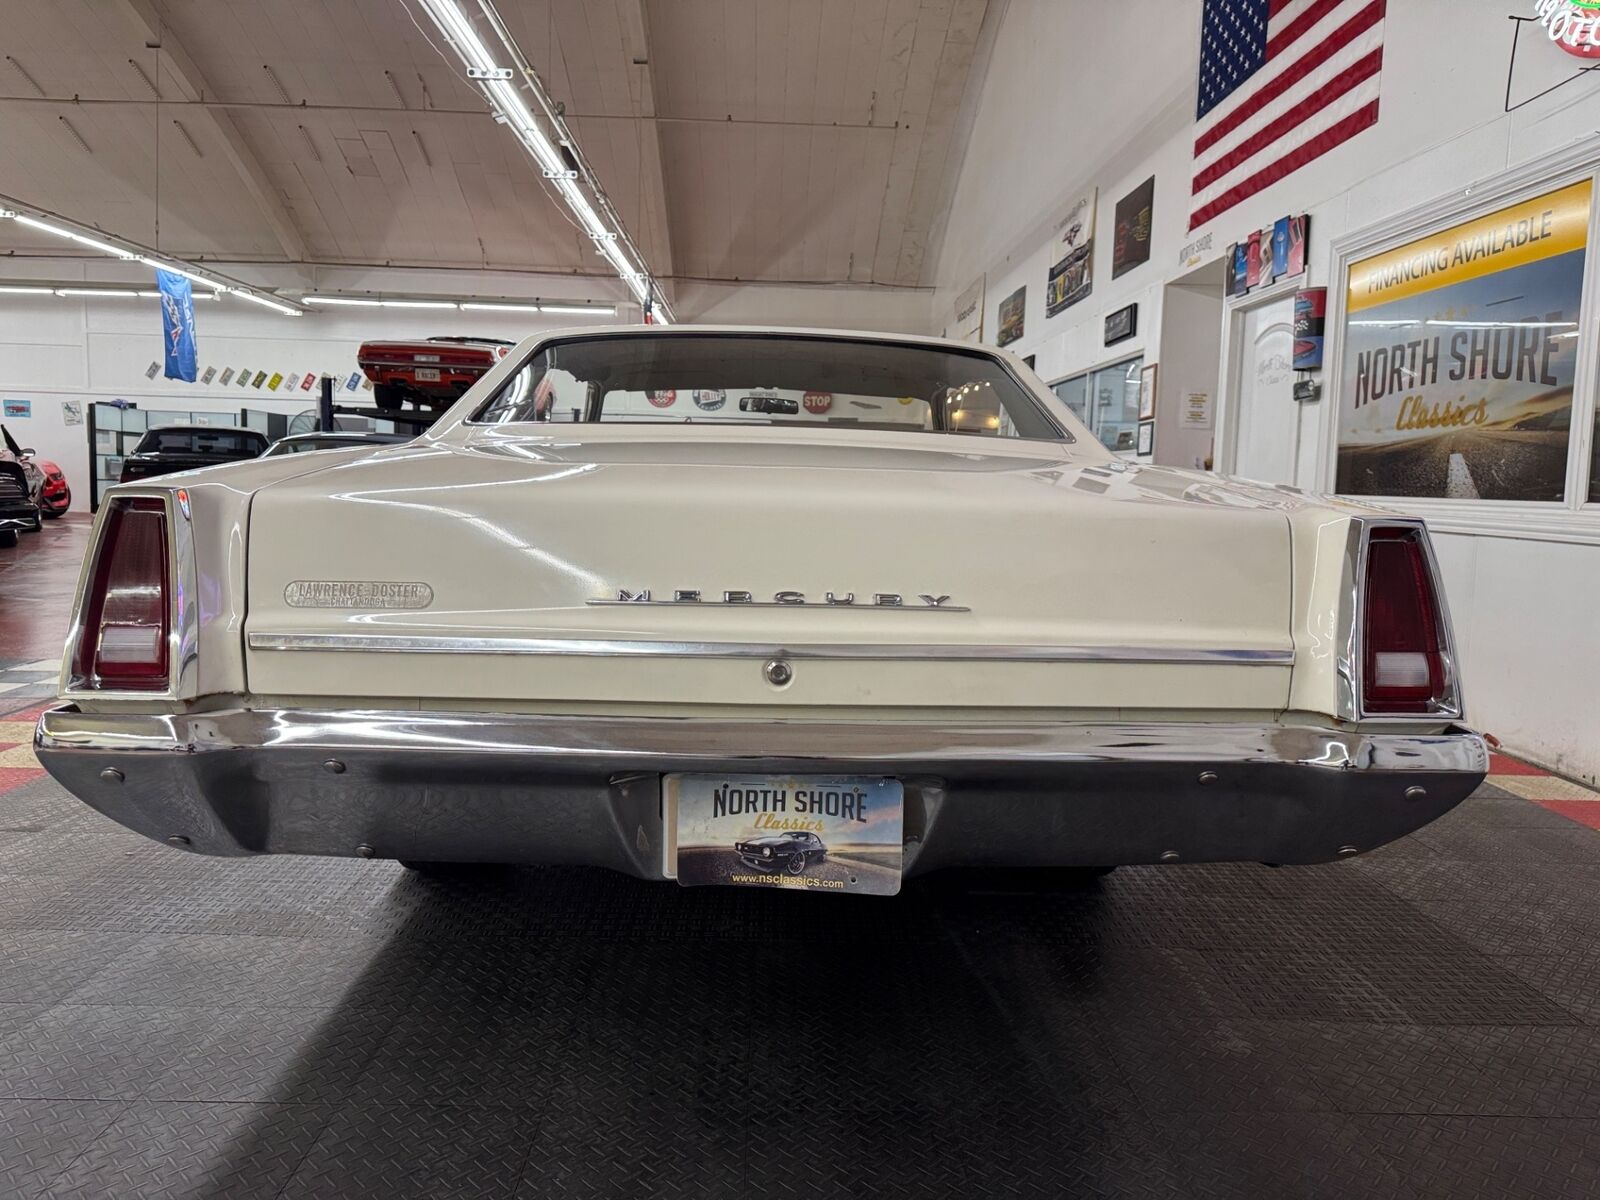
[1136,420,1154,456]
[1104,303,1137,345]
[996,285,1026,347]
[1112,176,1155,279]
[1138,364,1158,421]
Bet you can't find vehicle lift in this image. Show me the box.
[317,377,442,434]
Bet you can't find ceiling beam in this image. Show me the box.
[114,0,309,265]
[0,94,894,130]
[617,0,675,291]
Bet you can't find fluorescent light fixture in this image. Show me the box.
[230,289,303,316]
[11,214,137,259]
[302,295,383,306]
[1,195,305,315]
[0,285,54,295]
[301,292,617,315]
[412,0,672,322]
[1424,319,1577,328]
[137,256,220,289]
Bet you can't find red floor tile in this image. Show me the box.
[1537,800,1600,831]
[1489,752,1550,777]
[0,702,54,722]
[0,766,45,794]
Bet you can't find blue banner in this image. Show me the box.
[157,269,198,382]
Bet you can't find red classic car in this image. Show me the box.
[357,336,513,411]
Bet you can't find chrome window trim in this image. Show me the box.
[246,631,1293,666]
[60,488,199,704]
[463,329,1074,443]
[1336,516,1465,723]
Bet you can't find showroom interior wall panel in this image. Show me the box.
[1432,532,1600,788]
[0,286,549,503]
[926,0,1600,783]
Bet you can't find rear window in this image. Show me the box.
[472,334,1066,441]
[136,429,267,456]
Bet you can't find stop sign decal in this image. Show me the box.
[647,389,677,408]
[802,391,833,414]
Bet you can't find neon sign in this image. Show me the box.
[1532,0,1600,59]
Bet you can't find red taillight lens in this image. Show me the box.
[1362,527,1445,714]
[73,497,170,691]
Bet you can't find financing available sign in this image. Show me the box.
[1336,180,1591,501]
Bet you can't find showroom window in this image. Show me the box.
[1327,162,1599,525]
[1051,356,1143,452]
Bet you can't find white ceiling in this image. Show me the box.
[0,0,992,300]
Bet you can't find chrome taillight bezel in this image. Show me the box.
[61,488,198,702]
[1337,516,1464,723]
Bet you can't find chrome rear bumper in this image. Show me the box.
[35,706,1488,876]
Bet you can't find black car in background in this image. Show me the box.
[735,830,828,876]
[0,454,39,548]
[0,424,43,548]
[119,425,269,483]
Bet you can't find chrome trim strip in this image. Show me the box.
[245,631,1296,665]
[35,706,1488,775]
[587,599,972,612]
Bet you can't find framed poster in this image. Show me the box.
[1293,288,1327,370]
[1335,179,1591,502]
[1138,364,1158,421]
[951,276,984,343]
[1136,420,1154,456]
[1112,176,1155,279]
[1046,189,1097,316]
[996,285,1026,347]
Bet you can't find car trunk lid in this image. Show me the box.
[242,430,1295,712]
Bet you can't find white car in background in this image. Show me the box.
[36,327,1486,895]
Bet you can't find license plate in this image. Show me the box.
[666,773,903,895]
[413,367,442,382]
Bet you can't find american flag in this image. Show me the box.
[1189,0,1386,231]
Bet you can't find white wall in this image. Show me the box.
[928,1,1600,782]
[0,254,936,503]
[1154,264,1226,470]
[0,273,616,509]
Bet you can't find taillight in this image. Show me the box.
[72,497,170,691]
[1362,526,1447,715]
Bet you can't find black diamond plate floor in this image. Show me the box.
[3,770,1600,1198]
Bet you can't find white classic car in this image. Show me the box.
[36,327,1486,895]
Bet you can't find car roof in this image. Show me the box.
[278,431,405,441]
[144,423,262,436]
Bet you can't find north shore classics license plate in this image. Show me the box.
[668,774,904,896]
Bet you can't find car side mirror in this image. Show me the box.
[21,448,34,457]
